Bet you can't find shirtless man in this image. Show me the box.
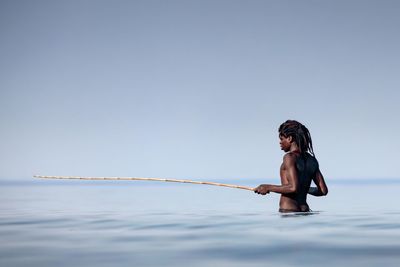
[254,120,328,212]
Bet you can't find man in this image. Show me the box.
[254,120,328,212]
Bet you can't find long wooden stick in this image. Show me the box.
[33,175,255,191]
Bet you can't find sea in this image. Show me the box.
[1,178,400,267]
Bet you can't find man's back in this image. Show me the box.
[294,152,319,209]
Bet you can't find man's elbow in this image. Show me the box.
[321,187,328,196]
[288,186,298,194]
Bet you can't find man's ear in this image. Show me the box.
[287,136,293,143]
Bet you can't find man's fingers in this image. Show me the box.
[254,186,270,195]
[254,190,268,195]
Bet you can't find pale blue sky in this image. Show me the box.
[1,0,399,181]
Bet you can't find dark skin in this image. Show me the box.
[254,135,328,212]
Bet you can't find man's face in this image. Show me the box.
[279,135,292,152]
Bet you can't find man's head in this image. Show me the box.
[278,120,314,155]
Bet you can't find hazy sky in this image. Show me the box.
[1,0,399,181]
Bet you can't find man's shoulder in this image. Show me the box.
[284,152,319,165]
[283,152,297,162]
[283,151,301,158]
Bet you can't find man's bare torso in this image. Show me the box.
[279,152,318,212]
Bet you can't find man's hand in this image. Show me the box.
[254,184,270,195]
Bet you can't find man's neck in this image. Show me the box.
[290,143,300,153]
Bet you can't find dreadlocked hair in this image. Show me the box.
[278,120,315,156]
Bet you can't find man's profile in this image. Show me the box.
[254,120,328,212]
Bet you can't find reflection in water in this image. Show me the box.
[280,211,321,218]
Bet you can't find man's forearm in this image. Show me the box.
[308,187,324,196]
[267,184,297,194]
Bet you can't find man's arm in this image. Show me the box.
[308,169,328,196]
[254,153,298,195]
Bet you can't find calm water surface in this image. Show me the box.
[1,179,400,267]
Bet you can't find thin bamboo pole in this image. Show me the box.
[33,175,255,191]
